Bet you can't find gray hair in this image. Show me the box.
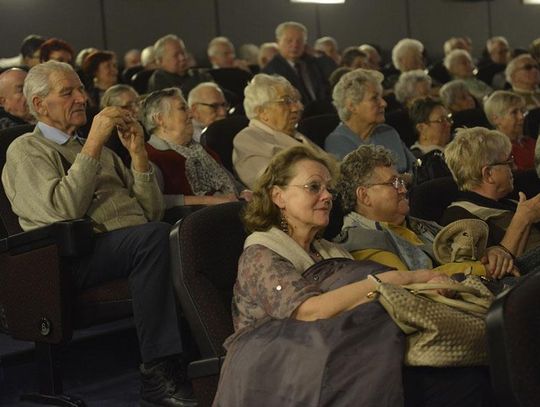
[207,36,235,58]
[141,46,156,67]
[484,90,525,127]
[141,87,184,134]
[443,37,467,56]
[332,68,384,122]
[444,127,512,191]
[100,84,139,110]
[275,21,308,42]
[314,36,338,51]
[24,60,75,118]
[153,34,185,61]
[392,38,424,71]
[336,145,396,214]
[243,73,294,119]
[505,54,534,85]
[439,80,470,108]
[187,82,224,108]
[394,69,432,104]
[487,36,509,53]
[444,49,472,71]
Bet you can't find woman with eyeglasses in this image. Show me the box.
[141,87,250,207]
[506,53,540,110]
[215,145,492,406]
[232,73,325,189]
[484,91,536,171]
[442,127,540,258]
[334,144,513,278]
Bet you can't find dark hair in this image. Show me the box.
[82,51,115,79]
[341,47,367,68]
[39,38,74,63]
[20,35,46,58]
[408,96,445,132]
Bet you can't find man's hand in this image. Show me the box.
[481,246,520,279]
[516,191,540,224]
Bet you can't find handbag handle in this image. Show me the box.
[404,282,481,296]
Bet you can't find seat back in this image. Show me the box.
[408,176,459,223]
[385,109,416,147]
[297,113,340,148]
[131,69,155,94]
[486,271,540,407]
[451,108,491,132]
[524,107,540,139]
[207,68,252,101]
[200,116,249,174]
[170,201,246,358]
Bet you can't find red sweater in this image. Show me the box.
[512,136,536,171]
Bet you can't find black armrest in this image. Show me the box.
[188,356,226,379]
[0,218,93,256]
[163,205,207,225]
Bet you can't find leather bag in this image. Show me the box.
[368,275,494,367]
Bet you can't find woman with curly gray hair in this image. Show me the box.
[394,69,432,106]
[325,68,415,173]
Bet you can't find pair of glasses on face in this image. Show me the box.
[425,114,453,125]
[197,102,230,111]
[518,63,540,71]
[488,155,515,168]
[288,181,336,197]
[364,176,407,191]
[271,96,302,106]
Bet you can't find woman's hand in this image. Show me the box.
[515,191,540,224]
[481,245,519,279]
[426,273,456,298]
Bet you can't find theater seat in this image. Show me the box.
[297,113,340,148]
[408,176,459,223]
[131,69,155,94]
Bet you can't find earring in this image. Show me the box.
[280,211,289,234]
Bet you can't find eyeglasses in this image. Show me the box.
[270,96,302,106]
[488,155,515,167]
[364,177,407,191]
[287,181,335,196]
[196,102,230,111]
[425,114,453,125]
[517,63,540,71]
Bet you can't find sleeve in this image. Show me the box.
[233,133,273,189]
[151,161,185,208]
[324,132,354,160]
[2,141,100,229]
[237,245,322,320]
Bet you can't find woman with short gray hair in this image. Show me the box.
[442,126,540,257]
[439,80,477,113]
[233,73,323,188]
[444,49,492,102]
[325,68,415,173]
[505,54,540,110]
[394,69,432,106]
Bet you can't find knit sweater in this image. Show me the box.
[1,127,163,232]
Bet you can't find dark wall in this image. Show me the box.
[1,0,539,64]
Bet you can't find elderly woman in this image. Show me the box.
[142,87,248,207]
[439,80,477,113]
[214,145,491,406]
[409,97,452,157]
[444,49,492,102]
[39,38,75,64]
[505,53,540,110]
[442,127,540,257]
[325,68,416,172]
[484,91,536,171]
[334,144,514,278]
[394,69,432,107]
[232,73,323,189]
[82,50,119,107]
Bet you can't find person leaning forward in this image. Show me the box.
[1,61,197,407]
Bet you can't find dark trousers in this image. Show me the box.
[73,222,182,363]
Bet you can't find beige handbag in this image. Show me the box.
[368,274,494,367]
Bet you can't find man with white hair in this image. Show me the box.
[0,68,34,129]
[359,44,382,71]
[258,42,279,69]
[148,34,211,95]
[477,36,511,89]
[207,36,251,72]
[385,38,425,89]
[141,45,158,70]
[263,21,330,106]
[506,53,540,110]
[1,61,197,407]
[314,36,341,65]
[188,82,228,142]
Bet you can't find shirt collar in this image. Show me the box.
[37,121,84,145]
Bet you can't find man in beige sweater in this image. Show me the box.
[1,61,195,407]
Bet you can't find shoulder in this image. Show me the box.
[373,123,400,139]
[238,244,294,277]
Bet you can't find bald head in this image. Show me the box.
[0,68,32,121]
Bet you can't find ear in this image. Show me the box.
[416,122,426,136]
[33,95,46,116]
[355,186,371,207]
[257,105,270,123]
[481,165,494,183]
[154,112,165,128]
[345,98,356,114]
[491,115,502,128]
[271,185,286,209]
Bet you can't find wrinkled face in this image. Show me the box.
[159,96,193,144]
[349,82,387,126]
[258,85,303,135]
[419,105,452,147]
[489,41,510,65]
[400,49,424,72]
[511,57,540,90]
[190,87,228,127]
[34,70,88,134]
[486,153,514,199]
[48,50,73,64]
[278,27,306,62]
[210,43,235,68]
[272,159,333,235]
[494,102,526,141]
[360,165,409,224]
[0,70,32,121]
[160,40,188,75]
[115,90,140,116]
[450,89,476,112]
[450,55,474,79]
[95,58,118,88]
[364,48,382,71]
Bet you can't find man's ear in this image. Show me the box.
[481,165,494,183]
[355,185,371,207]
[33,95,46,116]
[271,185,285,209]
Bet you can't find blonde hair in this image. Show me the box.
[484,90,525,127]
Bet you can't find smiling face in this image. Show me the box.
[34,69,88,135]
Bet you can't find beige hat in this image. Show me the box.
[433,219,489,264]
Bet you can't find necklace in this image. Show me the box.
[309,245,322,261]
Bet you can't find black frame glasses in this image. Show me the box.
[488,155,515,168]
[196,102,230,111]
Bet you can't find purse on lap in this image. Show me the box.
[368,274,494,367]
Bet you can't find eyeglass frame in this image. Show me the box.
[487,155,515,168]
[195,101,230,111]
[286,181,336,197]
[268,95,303,107]
[363,176,407,191]
[425,114,454,125]
[517,63,540,72]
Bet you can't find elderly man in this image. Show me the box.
[187,82,228,142]
[258,42,279,69]
[477,36,511,89]
[385,38,425,89]
[1,61,196,407]
[314,36,341,65]
[0,68,34,129]
[262,21,330,106]
[506,54,540,110]
[0,35,46,69]
[359,44,382,71]
[148,34,210,95]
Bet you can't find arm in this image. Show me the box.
[499,192,540,256]
[233,132,274,189]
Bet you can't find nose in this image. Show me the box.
[75,88,88,104]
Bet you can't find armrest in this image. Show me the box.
[188,356,226,378]
[163,205,206,225]
[0,218,93,256]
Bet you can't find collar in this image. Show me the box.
[37,121,84,145]
[410,142,445,155]
[458,190,517,211]
[148,134,195,151]
[249,118,303,141]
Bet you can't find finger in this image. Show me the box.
[519,191,527,203]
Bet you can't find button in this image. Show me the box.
[276,285,282,291]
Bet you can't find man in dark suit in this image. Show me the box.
[262,21,330,108]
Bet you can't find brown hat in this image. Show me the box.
[433,219,489,264]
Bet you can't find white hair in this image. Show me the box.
[486,36,509,53]
[392,38,424,71]
[141,87,184,134]
[207,36,235,58]
[153,34,185,61]
[484,90,525,126]
[243,74,293,119]
[394,70,432,104]
[314,36,338,51]
[187,82,224,108]
[439,80,470,108]
[275,21,308,42]
[505,54,534,85]
[444,49,472,71]
[141,46,156,67]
